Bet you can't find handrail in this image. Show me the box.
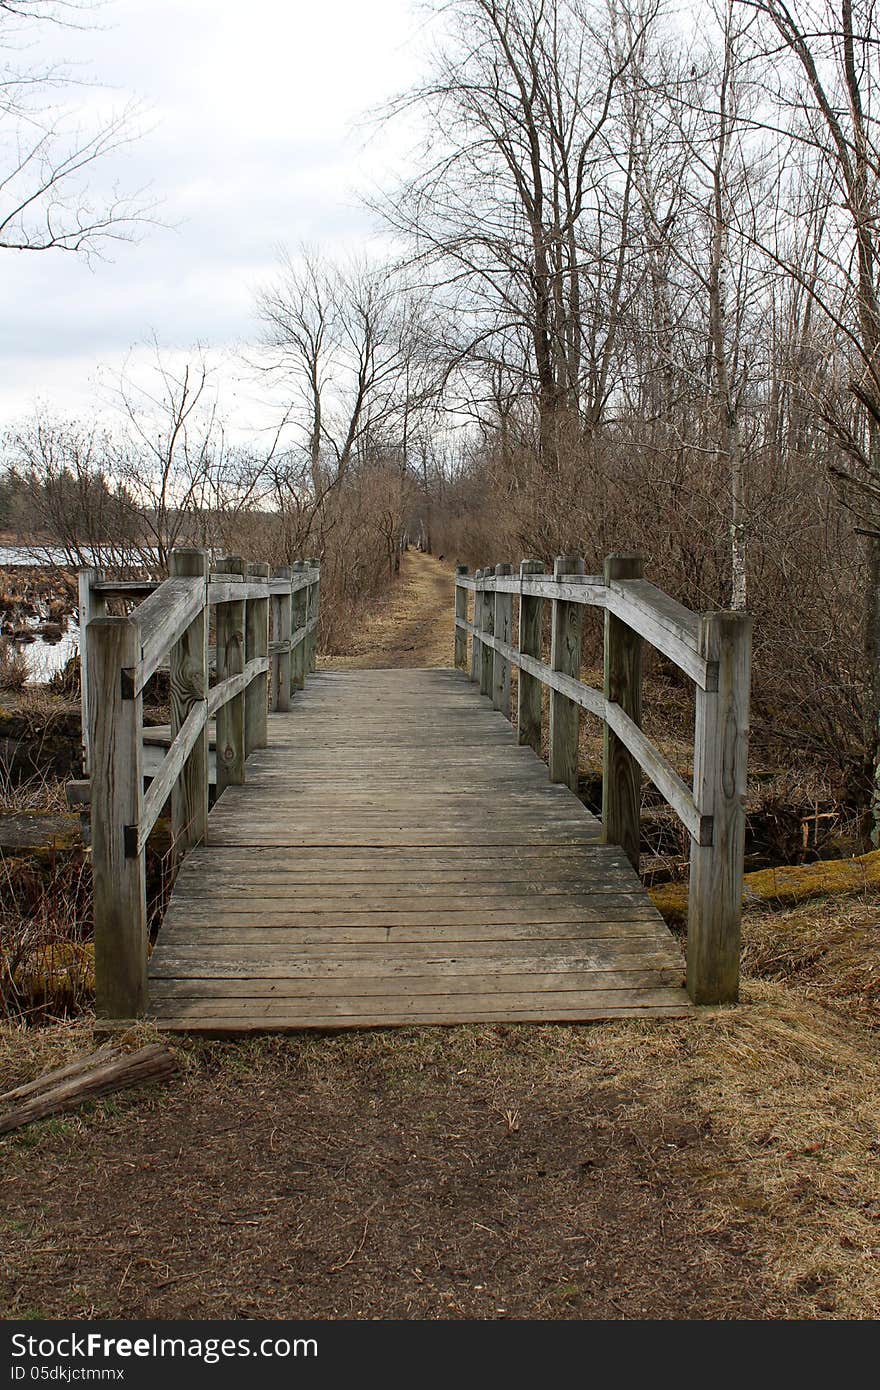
[80,547,322,1020]
[454,554,752,1006]
[128,576,206,696]
[457,569,709,685]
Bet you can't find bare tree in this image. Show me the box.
[737,0,880,830]
[5,412,141,568]
[257,248,441,531]
[0,0,148,255]
[112,345,269,568]
[376,0,656,469]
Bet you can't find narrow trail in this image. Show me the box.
[322,550,455,670]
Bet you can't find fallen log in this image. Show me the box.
[0,1044,123,1105]
[0,1044,177,1134]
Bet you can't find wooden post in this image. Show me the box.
[169,548,209,857]
[88,616,147,1018]
[290,561,307,694]
[687,611,752,1004]
[549,554,584,791]
[517,560,545,754]
[602,554,644,871]
[479,567,494,698]
[469,569,483,682]
[454,565,469,670]
[271,565,292,712]
[77,568,106,776]
[246,562,269,753]
[215,554,246,794]
[492,563,513,716]
[306,558,320,674]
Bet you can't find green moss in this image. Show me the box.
[651,850,880,928]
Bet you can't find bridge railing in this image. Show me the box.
[454,554,752,1006]
[81,548,320,1020]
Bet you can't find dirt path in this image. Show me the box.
[322,550,455,670]
[2,553,880,1319]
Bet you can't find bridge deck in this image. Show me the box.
[148,669,692,1031]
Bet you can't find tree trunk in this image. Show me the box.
[865,530,880,848]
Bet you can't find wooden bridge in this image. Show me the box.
[78,551,751,1032]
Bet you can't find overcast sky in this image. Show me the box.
[0,0,425,437]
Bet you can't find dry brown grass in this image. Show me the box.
[0,639,28,691]
[1,973,878,1318]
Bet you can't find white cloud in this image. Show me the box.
[0,0,426,435]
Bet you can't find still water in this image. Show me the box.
[1,544,79,683]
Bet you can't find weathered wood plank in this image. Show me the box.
[245,562,270,752]
[480,568,494,697]
[454,566,469,670]
[206,657,270,718]
[151,968,683,999]
[133,577,205,694]
[290,561,308,694]
[140,701,208,851]
[602,554,644,871]
[150,949,684,980]
[271,565,292,712]
[77,567,105,776]
[687,611,752,1004]
[151,1005,692,1032]
[549,555,585,791]
[492,563,513,716]
[214,555,247,794]
[306,558,320,673]
[169,548,209,856]
[88,617,147,1018]
[517,559,544,754]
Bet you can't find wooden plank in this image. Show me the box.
[88,617,147,1018]
[92,580,158,597]
[150,987,690,1021]
[492,563,513,716]
[206,657,269,718]
[602,554,643,871]
[306,558,319,673]
[214,555,246,795]
[150,968,683,999]
[603,700,708,846]
[245,561,270,753]
[480,569,494,697]
[687,610,752,1004]
[290,561,307,693]
[77,567,105,776]
[169,548,209,856]
[549,554,585,791]
[604,578,713,690]
[454,566,469,669]
[517,559,544,753]
[133,577,205,694]
[155,920,672,945]
[150,947,684,979]
[487,574,605,602]
[140,701,208,850]
[151,933,679,964]
[163,899,664,926]
[208,580,268,603]
[151,1005,691,1032]
[271,565,292,712]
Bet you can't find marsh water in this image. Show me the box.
[0,545,80,684]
